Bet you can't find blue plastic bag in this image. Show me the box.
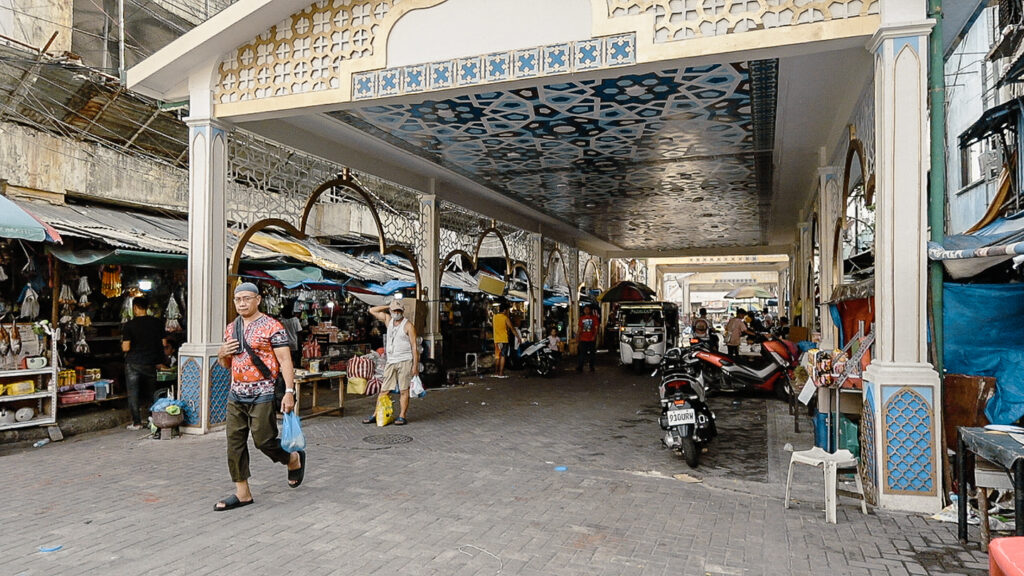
[280,411,306,453]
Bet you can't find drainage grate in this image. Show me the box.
[362,434,413,445]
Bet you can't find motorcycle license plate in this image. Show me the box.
[667,408,696,426]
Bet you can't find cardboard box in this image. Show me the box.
[477,275,506,296]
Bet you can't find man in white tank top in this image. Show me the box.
[363,299,419,425]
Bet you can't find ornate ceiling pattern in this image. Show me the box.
[606,0,878,41]
[215,0,446,103]
[330,61,777,251]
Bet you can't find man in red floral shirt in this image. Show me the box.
[213,282,304,511]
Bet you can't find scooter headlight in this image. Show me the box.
[646,334,662,344]
[620,333,630,343]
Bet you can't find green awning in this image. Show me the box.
[47,246,187,267]
[264,266,325,284]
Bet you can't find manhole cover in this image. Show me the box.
[363,434,413,445]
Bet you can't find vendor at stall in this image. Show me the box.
[121,296,165,430]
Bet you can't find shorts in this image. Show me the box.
[382,360,413,393]
[494,342,509,358]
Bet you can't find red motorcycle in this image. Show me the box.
[686,334,797,400]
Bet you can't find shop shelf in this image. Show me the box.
[0,368,54,377]
[0,390,54,402]
[0,416,56,430]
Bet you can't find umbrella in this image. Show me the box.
[597,281,656,303]
[0,195,54,242]
[724,286,773,299]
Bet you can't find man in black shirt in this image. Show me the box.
[121,296,166,430]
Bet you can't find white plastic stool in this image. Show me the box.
[785,446,868,523]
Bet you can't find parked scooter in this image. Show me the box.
[518,339,557,377]
[656,347,717,467]
[687,334,796,400]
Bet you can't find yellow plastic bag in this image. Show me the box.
[375,393,394,427]
[346,377,368,395]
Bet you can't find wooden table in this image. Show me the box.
[294,371,346,419]
[958,426,1024,543]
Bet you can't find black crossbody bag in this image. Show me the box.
[234,316,286,409]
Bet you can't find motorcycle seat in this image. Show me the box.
[726,354,774,370]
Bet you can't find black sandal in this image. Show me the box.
[214,494,254,511]
[288,450,306,488]
[361,415,376,424]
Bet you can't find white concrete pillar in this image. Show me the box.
[529,233,544,339]
[863,3,942,514]
[817,166,840,349]
[420,189,442,360]
[680,276,691,319]
[797,218,813,330]
[178,67,232,434]
[568,250,580,353]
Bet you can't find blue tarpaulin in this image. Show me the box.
[944,283,1024,424]
[362,280,416,295]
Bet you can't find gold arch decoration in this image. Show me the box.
[543,247,571,293]
[300,169,420,299]
[473,227,512,279]
[842,125,876,212]
[299,169,386,255]
[577,256,603,298]
[835,124,875,291]
[440,249,477,276]
[510,260,533,295]
[228,170,421,319]
[227,218,308,320]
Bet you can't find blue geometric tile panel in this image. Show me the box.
[574,39,602,71]
[378,69,400,96]
[485,52,511,82]
[883,386,935,495]
[457,57,481,86]
[542,43,570,74]
[353,71,376,99]
[862,384,877,504]
[352,34,636,100]
[403,64,425,93]
[606,34,635,65]
[514,48,540,77]
[430,61,453,89]
[179,356,202,426]
[209,357,231,425]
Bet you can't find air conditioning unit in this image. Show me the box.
[979,150,1002,182]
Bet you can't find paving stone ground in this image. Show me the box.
[1,353,992,576]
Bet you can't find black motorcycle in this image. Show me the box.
[656,347,717,467]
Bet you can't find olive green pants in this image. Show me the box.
[226,400,291,483]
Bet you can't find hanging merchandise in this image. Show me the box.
[0,319,9,356]
[263,290,282,316]
[165,294,182,332]
[58,284,75,306]
[0,265,7,281]
[77,276,91,296]
[19,242,35,277]
[74,325,90,355]
[121,296,135,322]
[19,285,39,319]
[78,292,89,307]
[9,316,20,355]
[100,265,122,298]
